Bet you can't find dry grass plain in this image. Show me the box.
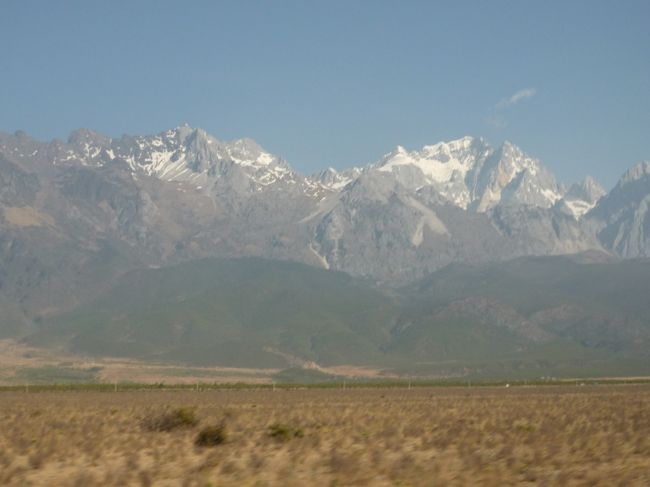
[1,385,649,486]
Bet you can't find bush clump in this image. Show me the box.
[513,419,537,433]
[195,424,228,447]
[268,423,304,442]
[143,407,198,432]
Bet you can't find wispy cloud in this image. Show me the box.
[485,87,537,129]
[496,88,537,109]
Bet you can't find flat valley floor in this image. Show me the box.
[1,385,649,486]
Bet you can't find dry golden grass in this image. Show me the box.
[1,385,649,486]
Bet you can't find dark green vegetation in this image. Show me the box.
[142,407,199,432]
[267,423,304,441]
[12,254,650,380]
[195,424,228,447]
[394,254,650,378]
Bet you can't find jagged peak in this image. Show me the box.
[226,137,265,154]
[563,176,606,212]
[374,145,410,167]
[67,128,111,146]
[421,135,479,154]
[313,166,360,190]
[618,161,650,186]
[145,128,277,166]
[378,136,488,167]
[178,126,212,143]
[13,129,32,140]
[575,176,606,200]
[171,124,198,142]
[498,140,525,155]
[490,140,547,174]
[315,167,339,177]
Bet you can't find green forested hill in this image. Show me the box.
[28,258,399,368]
[25,255,650,379]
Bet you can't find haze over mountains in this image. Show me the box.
[1,126,649,377]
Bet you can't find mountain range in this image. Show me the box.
[1,126,649,377]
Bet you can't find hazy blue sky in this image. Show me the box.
[1,0,648,188]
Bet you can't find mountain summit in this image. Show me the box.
[371,137,563,212]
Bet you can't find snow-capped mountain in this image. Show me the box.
[374,136,489,208]
[369,137,563,212]
[0,125,648,295]
[11,127,567,215]
[47,126,301,193]
[116,127,296,190]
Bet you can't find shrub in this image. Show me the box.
[195,425,227,447]
[513,419,537,433]
[268,423,304,442]
[143,408,198,432]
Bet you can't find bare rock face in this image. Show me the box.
[587,162,650,258]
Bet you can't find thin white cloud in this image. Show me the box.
[485,87,537,129]
[496,88,537,109]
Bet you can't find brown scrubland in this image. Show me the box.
[1,385,649,486]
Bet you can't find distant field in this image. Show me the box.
[1,385,649,486]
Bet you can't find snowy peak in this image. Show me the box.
[226,138,280,167]
[124,126,288,176]
[369,137,561,212]
[420,135,480,160]
[375,136,492,208]
[377,136,488,183]
[44,126,297,190]
[0,127,633,224]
